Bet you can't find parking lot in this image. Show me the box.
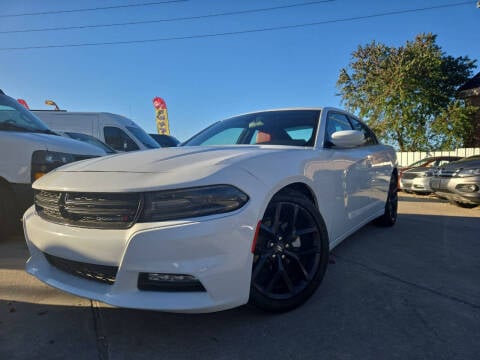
[1,193,479,360]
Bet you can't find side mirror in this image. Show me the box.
[330,130,364,148]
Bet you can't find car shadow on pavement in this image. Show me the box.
[0,234,28,271]
[0,299,100,360]
[398,193,450,204]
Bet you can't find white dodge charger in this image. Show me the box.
[23,108,398,313]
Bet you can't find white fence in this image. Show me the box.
[396,148,480,167]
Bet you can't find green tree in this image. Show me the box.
[337,33,477,151]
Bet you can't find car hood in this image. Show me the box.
[54,145,285,173]
[404,166,430,174]
[33,145,307,192]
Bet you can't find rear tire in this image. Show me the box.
[249,190,329,312]
[450,201,477,209]
[374,173,398,227]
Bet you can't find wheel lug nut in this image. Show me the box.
[285,244,289,248]
[272,254,276,258]
[281,255,285,259]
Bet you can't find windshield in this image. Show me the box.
[407,157,435,168]
[0,94,54,134]
[65,132,116,154]
[183,110,321,147]
[126,125,160,149]
[456,155,480,163]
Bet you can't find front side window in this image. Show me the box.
[348,116,378,145]
[183,110,320,147]
[325,112,352,147]
[65,132,116,154]
[104,126,139,151]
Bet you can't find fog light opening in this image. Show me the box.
[455,184,479,193]
[138,272,206,292]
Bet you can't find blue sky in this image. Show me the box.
[1,0,479,141]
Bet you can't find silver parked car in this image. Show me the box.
[430,155,480,208]
[400,156,461,194]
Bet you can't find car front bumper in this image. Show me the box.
[430,177,480,205]
[400,176,433,193]
[23,205,257,313]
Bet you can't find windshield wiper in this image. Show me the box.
[33,129,57,135]
[0,122,30,132]
[0,122,57,134]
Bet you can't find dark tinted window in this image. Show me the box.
[126,126,159,149]
[149,134,180,147]
[65,132,116,154]
[104,126,139,151]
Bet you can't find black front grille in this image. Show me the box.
[44,252,118,285]
[35,190,142,229]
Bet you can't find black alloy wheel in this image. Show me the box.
[249,190,329,312]
[375,173,398,227]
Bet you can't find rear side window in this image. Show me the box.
[104,126,139,151]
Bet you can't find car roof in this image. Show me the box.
[221,107,358,120]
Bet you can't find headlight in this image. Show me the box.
[455,184,479,193]
[456,168,480,177]
[31,150,91,181]
[139,185,249,222]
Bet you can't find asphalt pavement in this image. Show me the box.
[1,193,479,360]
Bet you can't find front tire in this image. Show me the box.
[249,191,329,312]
